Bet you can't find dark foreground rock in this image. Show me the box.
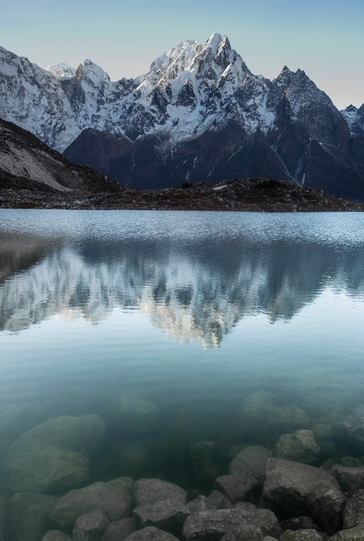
[280,530,323,541]
[182,503,282,541]
[331,465,364,495]
[42,532,72,541]
[72,508,110,541]
[343,489,364,528]
[330,524,364,540]
[262,459,346,534]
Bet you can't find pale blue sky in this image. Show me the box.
[1,0,363,109]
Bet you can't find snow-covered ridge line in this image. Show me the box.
[0,32,351,154]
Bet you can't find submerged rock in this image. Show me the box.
[207,490,233,509]
[122,526,180,540]
[187,495,217,513]
[280,530,323,541]
[216,472,258,503]
[343,489,364,528]
[182,503,282,541]
[229,445,272,483]
[51,481,132,528]
[330,524,364,540]
[242,391,309,436]
[274,430,321,465]
[42,532,72,541]
[262,459,346,534]
[101,517,136,541]
[10,414,106,457]
[133,479,187,507]
[331,465,364,495]
[109,394,159,437]
[133,497,190,534]
[73,508,110,541]
[8,493,56,541]
[7,444,90,494]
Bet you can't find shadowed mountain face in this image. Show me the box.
[1,35,363,199]
[1,232,364,347]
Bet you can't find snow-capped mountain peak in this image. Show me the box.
[45,63,76,80]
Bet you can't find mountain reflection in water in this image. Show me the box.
[1,219,364,347]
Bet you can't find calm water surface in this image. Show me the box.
[1,210,364,492]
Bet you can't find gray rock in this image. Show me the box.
[313,425,338,457]
[123,526,180,540]
[261,538,278,541]
[111,394,159,436]
[73,508,110,541]
[7,445,90,494]
[280,530,323,541]
[343,489,364,528]
[207,490,233,509]
[107,477,134,495]
[331,465,364,495]
[182,503,281,541]
[342,406,364,448]
[133,497,190,534]
[341,456,364,468]
[274,431,321,465]
[10,414,106,457]
[282,517,322,532]
[242,391,309,433]
[42,532,72,541]
[308,482,346,534]
[330,524,364,540]
[262,459,346,533]
[133,479,187,507]
[51,481,132,528]
[229,445,272,483]
[8,493,56,541]
[186,496,216,513]
[216,472,258,503]
[101,517,136,541]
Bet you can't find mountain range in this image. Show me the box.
[0,33,364,200]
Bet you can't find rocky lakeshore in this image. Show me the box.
[3,392,364,540]
[1,176,364,212]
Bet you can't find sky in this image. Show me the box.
[1,0,363,110]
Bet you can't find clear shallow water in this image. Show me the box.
[1,210,364,494]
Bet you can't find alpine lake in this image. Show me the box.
[1,209,364,538]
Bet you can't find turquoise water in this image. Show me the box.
[1,210,364,492]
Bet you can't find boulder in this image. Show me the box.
[242,391,309,434]
[186,496,216,513]
[42,532,72,541]
[215,472,258,503]
[101,517,136,541]
[330,524,364,540]
[7,493,56,541]
[133,479,187,507]
[107,477,134,495]
[280,530,323,541]
[343,489,364,528]
[207,490,233,509]
[331,465,364,495]
[73,508,110,541]
[274,431,321,465]
[110,394,159,436]
[262,459,346,533]
[281,517,322,532]
[7,445,90,494]
[123,526,180,540]
[312,425,339,457]
[229,445,272,484]
[10,414,106,457]
[182,503,282,541]
[50,482,132,528]
[133,498,190,534]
